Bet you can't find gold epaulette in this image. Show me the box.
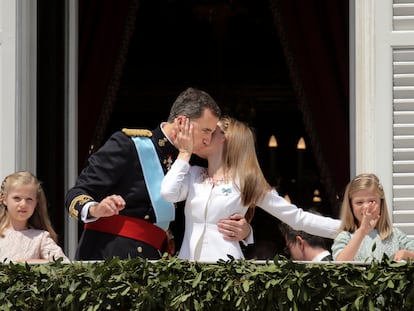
[122,128,152,137]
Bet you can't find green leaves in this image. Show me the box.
[0,256,413,310]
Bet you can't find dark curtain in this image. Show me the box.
[37,0,65,244]
[78,0,139,169]
[270,0,349,210]
[77,0,349,209]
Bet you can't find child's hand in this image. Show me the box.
[394,249,414,261]
[360,201,380,233]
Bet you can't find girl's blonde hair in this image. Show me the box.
[339,173,392,240]
[0,171,58,241]
[220,117,272,221]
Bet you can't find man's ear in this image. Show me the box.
[175,115,185,125]
[296,236,305,249]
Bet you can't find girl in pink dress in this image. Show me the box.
[0,171,68,263]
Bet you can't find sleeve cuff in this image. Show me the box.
[81,202,99,223]
[241,224,254,246]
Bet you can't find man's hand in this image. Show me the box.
[217,214,251,241]
[89,194,126,218]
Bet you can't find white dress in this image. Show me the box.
[0,228,69,263]
[161,160,340,262]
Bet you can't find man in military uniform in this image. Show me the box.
[66,87,251,260]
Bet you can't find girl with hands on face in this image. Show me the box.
[357,198,380,236]
[332,173,414,262]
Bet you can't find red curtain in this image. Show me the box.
[78,0,139,169]
[270,0,349,207]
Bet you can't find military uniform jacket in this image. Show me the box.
[66,126,179,260]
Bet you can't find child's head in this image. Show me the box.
[340,173,392,239]
[0,171,57,241]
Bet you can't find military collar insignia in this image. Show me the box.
[158,137,168,147]
[152,125,179,159]
[163,154,173,171]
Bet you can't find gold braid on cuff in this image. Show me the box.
[69,194,94,220]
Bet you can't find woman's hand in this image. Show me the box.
[174,116,193,161]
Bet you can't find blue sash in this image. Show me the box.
[132,136,175,230]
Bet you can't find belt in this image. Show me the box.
[84,214,170,253]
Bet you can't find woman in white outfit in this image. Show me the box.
[161,116,340,262]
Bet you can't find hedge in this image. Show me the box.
[0,255,413,310]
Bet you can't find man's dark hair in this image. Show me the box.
[279,209,333,250]
[168,87,221,122]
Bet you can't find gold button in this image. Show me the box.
[144,215,150,220]
[137,246,143,253]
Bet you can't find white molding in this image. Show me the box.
[354,0,376,175]
[0,0,36,177]
[64,0,79,260]
[349,0,355,178]
[15,0,37,172]
[353,0,394,215]
[0,0,17,178]
[374,0,394,212]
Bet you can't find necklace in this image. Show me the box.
[201,171,227,186]
[201,170,233,195]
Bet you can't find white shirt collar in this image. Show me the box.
[160,122,174,144]
[312,250,331,262]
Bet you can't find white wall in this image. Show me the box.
[0,0,37,179]
[0,0,17,178]
[352,0,393,211]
